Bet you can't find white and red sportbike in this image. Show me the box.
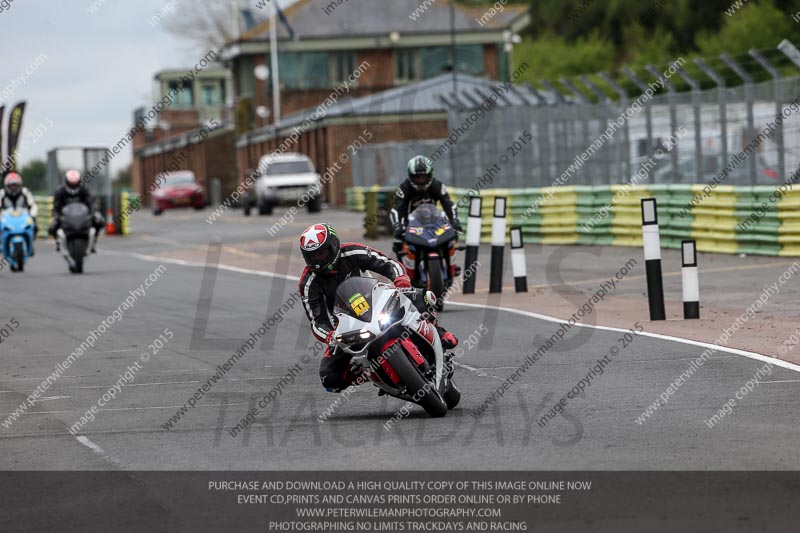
[332,277,460,417]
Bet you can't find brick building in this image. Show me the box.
[225,0,530,205]
[132,0,531,206]
[131,66,236,201]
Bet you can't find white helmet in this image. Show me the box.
[65,169,82,195]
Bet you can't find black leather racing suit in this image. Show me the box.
[389,178,460,252]
[50,185,105,237]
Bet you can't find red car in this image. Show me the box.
[151,171,206,215]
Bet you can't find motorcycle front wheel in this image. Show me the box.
[427,255,446,311]
[68,237,87,274]
[12,242,24,273]
[386,342,448,418]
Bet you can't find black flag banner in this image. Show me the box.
[0,105,5,176]
[5,101,26,173]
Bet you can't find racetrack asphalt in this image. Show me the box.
[1,207,798,471]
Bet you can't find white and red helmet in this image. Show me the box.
[65,169,82,191]
[300,223,341,274]
[3,172,22,195]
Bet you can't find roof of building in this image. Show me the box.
[240,72,560,144]
[240,0,529,42]
[154,65,230,80]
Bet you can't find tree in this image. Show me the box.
[113,165,132,192]
[696,0,794,57]
[20,159,47,193]
[513,31,616,86]
[164,0,256,51]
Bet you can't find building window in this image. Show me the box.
[395,48,419,84]
[238,56,255,98]
[279,52,331,89]
[330,52,357,85]
[419,45,484,79]
[168,80,194,107]
[202,84,217,106]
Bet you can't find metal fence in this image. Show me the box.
[352,75,800,190]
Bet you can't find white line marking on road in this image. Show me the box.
[111,250,800,375]
[0,376,79,382]
[0,403,249,416]
[453,362,502,380]
[448,301,800,374]
[37,396,72,401]
[0,377,283,393]
[74,435,121,466]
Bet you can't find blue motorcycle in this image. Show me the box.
[0,208,36,273]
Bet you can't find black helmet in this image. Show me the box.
[300,223,341,274]
[407,155,433,191]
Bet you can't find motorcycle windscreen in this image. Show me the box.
[408,204,442,226]
[61,203,92,232]
[334,277,378,322]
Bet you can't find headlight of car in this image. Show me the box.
[378,293,404,330]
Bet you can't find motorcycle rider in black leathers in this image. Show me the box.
[298,223,459,393]
[0,173,39,253]
[389,155,463,256]
[48,170,105,253]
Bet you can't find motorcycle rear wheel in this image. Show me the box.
[443,380,461,409]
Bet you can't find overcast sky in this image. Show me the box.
[1,0,295,178]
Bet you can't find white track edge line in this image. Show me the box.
[114,250,800,374]
[447,301,800,374]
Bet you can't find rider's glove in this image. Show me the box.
[451,219,463,233]
[392,224,405,240]
[393,275,412,289]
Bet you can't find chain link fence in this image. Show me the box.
[352,76,800,190]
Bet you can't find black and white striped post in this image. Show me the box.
[462,196,482,294]
[641,198,666,321]
[681,240,700,319]
[510,227,528,293]
[489,197,507,294]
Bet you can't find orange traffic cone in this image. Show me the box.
[105,208,116,235]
